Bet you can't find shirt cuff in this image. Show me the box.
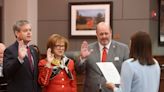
[114,87,118,92]
[79,56,86,64]
[17,57,24,64]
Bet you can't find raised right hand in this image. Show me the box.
[47,48,54,62]
[18,40,27,60]
[80,41,92,59]
[46,48,54,68]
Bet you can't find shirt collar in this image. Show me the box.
[98,40,111,50]
[16,40,30,47]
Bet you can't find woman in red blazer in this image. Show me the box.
[38,34,77,92]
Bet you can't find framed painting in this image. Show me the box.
[69,2,113,38]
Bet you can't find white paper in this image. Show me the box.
[96,62,120,84]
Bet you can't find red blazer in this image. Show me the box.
[38,58,77,92]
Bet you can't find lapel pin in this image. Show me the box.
[114,57,119,61]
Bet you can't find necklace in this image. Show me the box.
[51,59,60,66]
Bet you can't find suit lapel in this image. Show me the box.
[29,47,36,73]
[107,41,116,62]
[14,41,34,78]
[25,46,36,75]
[29,46,38,75]
[24,56,33,74]
[89,42,103,75]
[94,43,100,62]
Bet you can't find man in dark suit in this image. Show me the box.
[3,20,41,92]
[76,22,129,92]
[0,43,7,91]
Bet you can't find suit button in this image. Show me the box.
[61,72,63,74]
[62,78,64,81]
[62,85,64,88]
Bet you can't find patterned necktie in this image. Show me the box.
[102,47,107,62]
[27,46,34,71]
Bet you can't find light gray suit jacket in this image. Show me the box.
[66,40,129,92]
[76,40,129,92]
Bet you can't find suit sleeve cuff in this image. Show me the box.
[114,87,118,92]
[79,56,86,64]
[17,57,24,64]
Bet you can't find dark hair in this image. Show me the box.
[129,31,154,65]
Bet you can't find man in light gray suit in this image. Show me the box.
[76,22,129,92]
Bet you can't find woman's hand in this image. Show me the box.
[46,48,54,68]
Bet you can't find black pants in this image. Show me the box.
[0,77,7,92]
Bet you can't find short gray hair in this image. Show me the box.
[13,20,30,32]
[13,20,31,38]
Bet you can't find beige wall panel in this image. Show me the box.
[38,21,68,53]
[38,21,96,53]
[38,0,68,20]
[38,0,123,20]
[38,0,164,55]
[112,0,123,19]
[68,38,96,51]
[4,0,38,46]
[123,0,149,19]
[0,0,3,6]
[113,20,149,45]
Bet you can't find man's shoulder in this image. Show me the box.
[5,42,18,54]
[89,41,98,47]
[112,40,128,48]
[7,41,18,49]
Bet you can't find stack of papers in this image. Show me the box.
[96,62,120,84]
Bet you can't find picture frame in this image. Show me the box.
[69,2,113,38]
[158,0,164,46]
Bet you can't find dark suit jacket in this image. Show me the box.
[3,41,41,92]
[75,40,129,92]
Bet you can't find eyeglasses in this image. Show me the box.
[54,45,65,49]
